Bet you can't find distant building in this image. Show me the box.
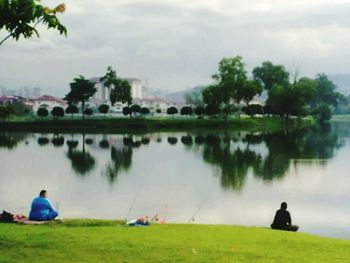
[0,86,42,99]
[30,95,67,112]
[90,77,146,104]
[133,97,179,113]
[0,95,19,105]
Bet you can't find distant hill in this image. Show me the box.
[145,86,205,104]
[329,74,350,95]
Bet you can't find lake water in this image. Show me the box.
[1,123,350,239]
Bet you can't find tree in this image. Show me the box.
[64,76,96,120]
[37,107,48,118]
[100,66,132,106]
[265,79,316,119]
[184,86,205,106]
[141,107,150,115]
[180,106,192,116]
[0,0,67,46]
[110,80,132,106]
[194,106,205,116]
[253,61,290,91]
[0,105,13,121]
[314,74,338,107]
[10,101,31,115]
[238,80,263,116]
[315,103,332,123]
[98,104,110,116]
[65,104,78,117]
[213,56,247,105]
[51,106,64,118]
[167,106,178,116]
[202,84,224,106]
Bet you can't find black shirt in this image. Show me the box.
[271,209,291,229]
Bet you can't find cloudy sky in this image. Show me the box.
[1,0,350,96]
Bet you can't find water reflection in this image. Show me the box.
[66,134,96,175]
[168,137,178,145]
[1,125,350,239]
[0,126,345,188]
[37,137,49,146]
[0,133,27,149]
[52,135,65,147]
[105,146,133,183]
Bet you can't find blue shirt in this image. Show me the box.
[29,196,56,221]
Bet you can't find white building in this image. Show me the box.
[30,95,67,112]
[90,77,146,103]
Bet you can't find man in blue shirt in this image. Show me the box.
[29,190,58,221]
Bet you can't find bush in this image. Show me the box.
[66,104,79,116]
[130,104,141,115]
[167,106,178,115]
[194,106,205,116]
[242,104,263,116]
[156,109,162,114]
[263,105,274,115]
[141,107,150,115]
[37,107,49,118]
[84,108,93,116]
[180,106,192,116]
[123,106,131,116]
[51,106,64,118]
[205,104,220,116]
[98,104,110,115]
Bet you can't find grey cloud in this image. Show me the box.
[1,0,350,95]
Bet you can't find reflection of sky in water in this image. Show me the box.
[0,126,350,239]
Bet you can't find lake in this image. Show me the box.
[1,123,350,239]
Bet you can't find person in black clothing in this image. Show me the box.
[271,202,299,232]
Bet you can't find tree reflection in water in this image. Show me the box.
[201,135,261,190]
[197,125,343,190]
[51,135,65,147]
[66,134,96,176]
[105,144,133,183]
[15,124,345,189]
[0,133,28,149]
[37,137,50,146]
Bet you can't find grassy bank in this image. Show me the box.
[0,220,349,262]
[0,116,314,133]
[331,114,350,122]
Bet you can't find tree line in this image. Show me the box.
[187,56,346,122]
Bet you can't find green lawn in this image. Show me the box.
[0,220,349,262]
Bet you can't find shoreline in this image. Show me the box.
[0,116,314,133]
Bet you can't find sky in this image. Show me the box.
[1,0,350,96]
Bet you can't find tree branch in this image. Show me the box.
[0,33,13,46]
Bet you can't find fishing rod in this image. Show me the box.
[151,204,168,222]
[187,194,213,224]
[124,187,142,222]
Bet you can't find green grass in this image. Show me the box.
[0,220,349,262]
[0,116,314,133]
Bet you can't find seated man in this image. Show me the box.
[29,190,58,221]
[271,202,299,232]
